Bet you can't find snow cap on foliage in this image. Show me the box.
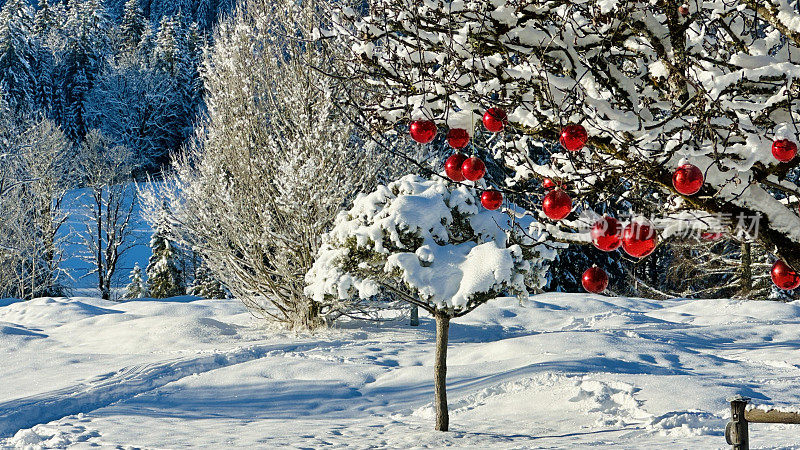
[306,175,556,314]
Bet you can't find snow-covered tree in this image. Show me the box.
[188,263,225,299]
[146,207,184,298]
[135,14,202,161]
[0,0,42,114]
[119,0,147,52]
[306,175,557,431]
[327,0,800,293]
[15,118,73,298]
[124,262,146,299]
[53,0,111,140]
[85,62,185,167]
[33,0,57,39]
[152,15,186,76]
[0,102,72,299]
[140,0,398,328]
[75,130,136,300]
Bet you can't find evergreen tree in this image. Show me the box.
[124,262,146,299]
[152,15,185,77]
[54,0,111,140]
[0,0,40,114]
[119,0,146,57]
[145,14,200,160]
[146,210,184,298]
[188,264,225,299]
[33,0,56,39]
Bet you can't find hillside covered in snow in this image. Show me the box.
[2,293,800,448]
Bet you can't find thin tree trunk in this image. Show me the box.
[434,312,450,431]
[96,190,107,300]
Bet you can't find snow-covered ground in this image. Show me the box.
[2,293,800,449]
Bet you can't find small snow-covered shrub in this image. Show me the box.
[124,263,146,299]
[306,174,556,430]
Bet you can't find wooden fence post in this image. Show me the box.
[726,395,750,450]
[410,305,419,326]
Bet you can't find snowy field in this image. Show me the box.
[2,293,800,449]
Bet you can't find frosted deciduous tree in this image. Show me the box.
[327,0,800,287]
[141,0,396,328]
[306,175,557,430]
[85,63,184,167]
[15,118,73,298]
[76,130,136,300]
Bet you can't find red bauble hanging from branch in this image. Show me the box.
[461,156,486,181]
[482,108,507,133]
[409,120,437,144]
[559,124,588,152]
[445,153,468,182]
[772,139,797,163]
[591,216,623,252]
[582,266,609,293]
[621,219,658,258]
[700,232,724,241]
[481,190,503,210]
[672,163,704,195]
[771,260,800,290]
[542,178,557,190]
[447,128,470,149]
[542,189,572,221]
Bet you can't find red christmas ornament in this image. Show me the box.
[461,156,486,181]
[482,108,508,133]
[582,266,609,293]
[700,231,724,241]
[409,120,437,144]
[447,128,470,149]
[621,220,658,258]
[772,139,797,163]
[771,260,800,290]
[481,190,503,210]
[672,163,704,196]
[445,153,468,182]
[542,178,557,190]
[678,4,689,16]
[542,189,572,221]
[559,124,588,152]
[591,216,623,252]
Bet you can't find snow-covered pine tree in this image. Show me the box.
[188,263,225,299]
[124,262,146,299]
[306,175,557,431]
[145,14,200,161]
[0,0,41,114]
[119,0,147,58]
[33,0,56,39]
[146,209,184,298]
[54,0,111,140]
[327,0,800,291]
